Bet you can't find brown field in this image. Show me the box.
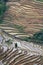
[1,0,43,36]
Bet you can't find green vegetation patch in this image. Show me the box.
[21,37,31,42]
[30,30,43,44]
[14,24,25,33]
[21,30,43,44]
[37,0,43,2]
[5,39,12,45]
[0,2,7,24]
[32,30,43,41]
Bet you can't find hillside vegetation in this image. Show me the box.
[33,30,43,41]
[21,30,43,44]
[0,1,7,24]
[37,0,43,2]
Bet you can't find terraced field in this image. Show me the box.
[0,46,43,65]
[0,0,43,65]
[0,0,43,43]
[0,30,43,65]
[1,0,42,36]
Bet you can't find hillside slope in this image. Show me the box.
[1,0,43,35]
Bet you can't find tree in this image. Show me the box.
[32,30,43,41]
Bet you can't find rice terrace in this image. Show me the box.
[0,0,43,65]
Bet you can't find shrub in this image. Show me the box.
[32,30,43,41]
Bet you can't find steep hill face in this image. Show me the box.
[2,0,43,35]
